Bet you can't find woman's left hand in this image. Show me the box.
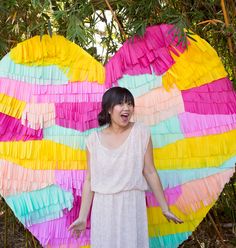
[162,210,183,224]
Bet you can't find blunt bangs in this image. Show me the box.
[109,87,135,109]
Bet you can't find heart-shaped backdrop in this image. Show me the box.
[0,24,235,248]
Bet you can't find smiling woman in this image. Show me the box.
[68,86,183,248]
[97,87,135,126]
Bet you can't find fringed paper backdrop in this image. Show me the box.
[0,24,235,248]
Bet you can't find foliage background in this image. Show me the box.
[0,0,235,247]
[0,0,235,76]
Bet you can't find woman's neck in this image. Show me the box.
[108,122,132,134]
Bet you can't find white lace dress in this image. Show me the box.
[86,121,151,248]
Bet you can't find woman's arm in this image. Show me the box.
[143,137,183,223]
[68,148,94,236]
[77,149,94,220]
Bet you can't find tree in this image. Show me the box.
[0,0,235,83]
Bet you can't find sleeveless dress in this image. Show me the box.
[85,121,151,248]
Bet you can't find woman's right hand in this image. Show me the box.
[162,209,183,224]
[68,218,87,238]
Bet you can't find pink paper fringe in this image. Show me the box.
[105,24,188,84]
[182,77,236,114]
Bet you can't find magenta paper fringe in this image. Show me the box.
[55,102,101,131]
[0,112,43,141]
[145,185,182,207]
[105,24,188,84]
[182,77,236,114]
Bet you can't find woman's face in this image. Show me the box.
[109,101,134,127]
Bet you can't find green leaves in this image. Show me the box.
[0,0,235,77]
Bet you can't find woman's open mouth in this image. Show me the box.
[120,113,129,122]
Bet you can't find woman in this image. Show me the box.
[68,87,183,247]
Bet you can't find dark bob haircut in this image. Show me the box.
[97,87,135,126]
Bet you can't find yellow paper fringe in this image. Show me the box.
[0,140,87,170]
[147,204,213,237]
[1,128,236,170]
[162,34,227,90]
[153,128,236,169]
[0,94,26,119]
[10,35,105,84]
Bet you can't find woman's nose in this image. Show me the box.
[123,103,131,110]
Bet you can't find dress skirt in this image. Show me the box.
[91,189,149,248]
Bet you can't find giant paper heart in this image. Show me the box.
[0,24,235,248]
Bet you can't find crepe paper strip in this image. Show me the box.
[55,170,87,196]
[21,103,56,130]
[31,81,105,103]
[0,112,43,141]
[150,116,184,148]
[55,102,101,132]
[31,80,105,103]
[0,159,87,197]
[28,194,90,247]
[32,81,106,95]
[5,185,73,226]
[182,77,236,114]
[33,86,184,132]
[149,232,191,248]
[43,125,103,150]
[153,128,236,169]
[0,54,69,85]
[175,168,235,214]
[147,204,213,236]
[105,24,187,85]
[117,72,163,97]
[0,160,55,197]
[10,35,105,84]
[1,128,236,170]
[32,93,103,105]
[1,159,233,200]
[179,112,236,137]
[131,103,185,126]
[148,169,234,210]
[2,159,233,199]
[158,155,236,189]
[0,140,87,170]
[145,186,182,207]
[162,35,227,91]
[0,93,26,119]
[134,85,184,115]
[0,77,106,103]
[54,87,184,130]
[43,116,183,150]
[0,77,33,102]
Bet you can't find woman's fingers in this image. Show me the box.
[71,229,83,239]
[68,223,74,231]
[163,211,184,224]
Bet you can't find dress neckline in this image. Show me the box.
[96,122,136,151]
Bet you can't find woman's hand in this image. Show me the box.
[162,209,183,224]
[68,218,87,238]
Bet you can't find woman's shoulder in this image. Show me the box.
[134,121,150,131]
[86,126,107,143]
[85,129,99,149]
